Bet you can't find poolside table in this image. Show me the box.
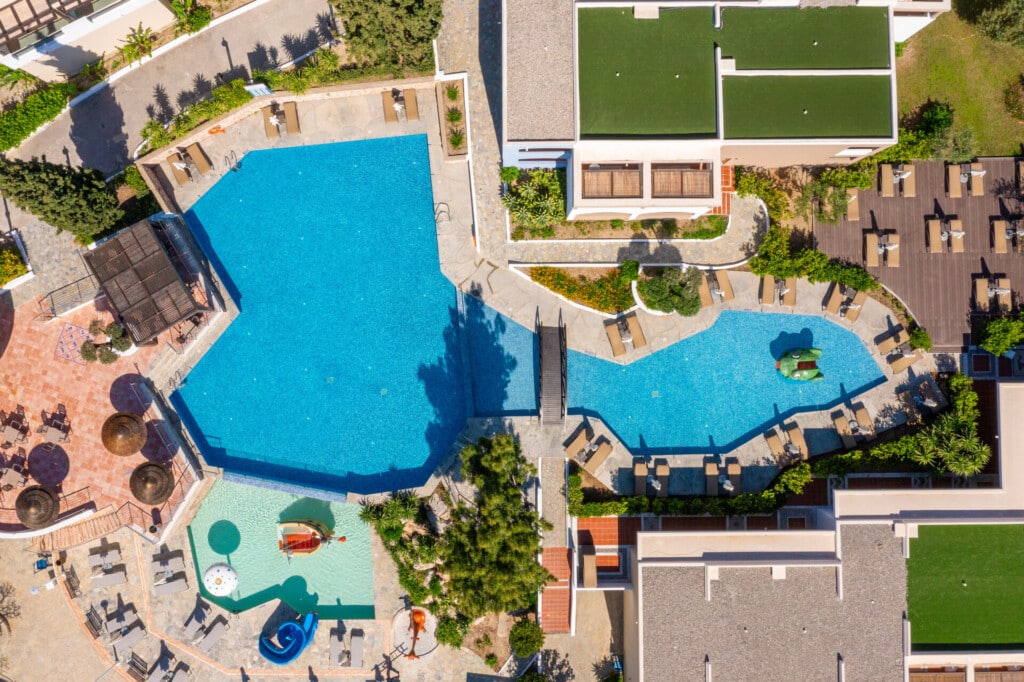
[2,424,23,443]
[43,425,64,444]
[1,467,27,488]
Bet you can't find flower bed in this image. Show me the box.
[529,264,636,314]
[0,236,28,287]
[437,81,467,158]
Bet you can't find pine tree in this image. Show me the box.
[0,157,122,242]
[335,0,442,68]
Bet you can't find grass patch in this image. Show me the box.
[577,7,718,136]
[907,524,1024,648]
[724,75,893,138]
[719,7,890,69]
[897,13,1024,156]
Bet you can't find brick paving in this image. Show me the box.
[576,517,641,547]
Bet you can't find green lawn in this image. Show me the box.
[723,76,893,138]
[577,8,718,136]
[907,524,1024,648]
[719,7,890,69]
[897,13,1024,156]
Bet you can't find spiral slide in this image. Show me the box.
[258,612,319,665]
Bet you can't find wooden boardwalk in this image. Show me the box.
[814,158,1024,351]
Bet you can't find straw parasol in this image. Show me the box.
[101,412,147,456]
[129,462,174,505]
[15,485,59,529]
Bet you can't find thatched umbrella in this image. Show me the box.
[16,485,59,529]
[101,412,147,456]
[129,462,174,506]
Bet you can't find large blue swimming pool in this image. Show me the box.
[174,136,883,495]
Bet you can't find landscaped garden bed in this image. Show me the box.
[527,263,637,314]
[437,80,467,158]
[0,234,29,288]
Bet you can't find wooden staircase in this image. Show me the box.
[32,506,124,552]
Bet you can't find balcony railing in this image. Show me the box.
[652,163,714,199]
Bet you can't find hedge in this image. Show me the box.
[0,83,79,151]
[0,242,27,286]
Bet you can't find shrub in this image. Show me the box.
[97,345,119,364]
[619,260,639,283]
[477,634,492,647]
[446,107,462,123]
[637,267,703,317]
[503,169,566,236]
[0,83,78,152]
[530,266,634,314]
[122,165,151,197]
[919,100,954,135]
[978,0,1024,47]
[610,219,624,229]
[80,340,98,363]
[980,314,1024,356]
[88,319,106,336]
[0,245,27,286]
[449,129,465,149]
[796,166,875,225]
[684,214,729,239]
[908,322,933,351]
[141,79,253,150]
[929,124,977,163]
[485,653,499,666]
[446,84,461,101]
[106,323,132,352]
[871,127,932,164]
[518,674,549,682]
[171,0,212,35]
[734,167,791,223]
[509,620,545,658]
[435,616,469,648]
[895,41,907,58]
[749,225,879,292]
[1006,75,1024,121]
[500,166,521,184]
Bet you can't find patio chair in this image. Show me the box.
[852,403,876,442]
[633,460,648,496]
[918,381,941,412]
[126,652,149,681]
[604,319,626,358]
[85,605,104,639]
[845,188,859,222]
[970,162,985,196]
[760,275,776,305]
[865,233,880,267]
[764,428,785,463]
[947,164,963,199]
[261,105,280,139]
[900,163,916,198]
[877,327,909,356]
[704,460,719,497]
[195,617,228,654]
[726,459,741,496]
[996,277,1013,313]
[283,101,300,135]
[949,219,964,253]
[781,277,796,307]
[898,388,923,426]
[655,460,669,498]
[402,89,419,122]
[928,219,943,254]
[349,628,365,668]
[880,164,895,197]
[625,312,647,350]
[167,153,191,187]
[564,425,594,459]
[584,439,613,477]
[993,219,1009,254]
[581,545,597,588]
[715,270,735,302]
[884,234,900,267]
[823,282,843,315]
[698,270,714,308]
[844,290,868,323]
[382,90,399,124]
[783,422,808,461]
[832,410,857,449]
[185,143,212,175]
[889,349,923,374]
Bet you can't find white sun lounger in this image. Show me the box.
[92,568,128,587]
[150,555,185,572]
[111,624,146,657]
[153,573,188,596]
[196,619,228,654]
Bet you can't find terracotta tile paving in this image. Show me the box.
[711,164,735,216]
[540,584,571,634]
[577,516,641,546]
[595,554,620,572]
[0,296,181,529]
[543,547,571,581]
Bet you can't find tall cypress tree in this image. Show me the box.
[0,157,122,242]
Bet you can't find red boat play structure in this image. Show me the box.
[277,520,344,556]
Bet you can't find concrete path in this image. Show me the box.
[12,0,333,176]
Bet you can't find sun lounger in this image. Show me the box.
[704,460,719,497]
[970,162,984,196]
[93,567,127,587]
[918,381,941,413]
[633,461,648,496]
[898,388,923,426]
[581,545,597,588]
[146,651,176,682]
[928,219,943,254]
[824,283,842,315]
[89,549,121,568]
[330,626,349,666]
[1018,160,1024,195]
[726,460,741,496]
[949,219,964,253]
[261,105,280,139]
[947,164,963,199]
[698,271,713,308]
[880,164,895,197]
[783,422,808,461]
[564,425,593,458]
[349,629,365,668]
[877,327,909,356]
[901,163,916,198]
[832,411,857,450]
[716,270,734,302]
[865,233,879,267]
[975,278,990,312]
[604,320,626,358]
[185,143,212,175]
[382,91,398,124]
[182,606,209,640]
[107,609,139,634]
[994,220,1008,253]
[167,668,188,682]
[844,290,867,323]
[195,618,227,654]
[997,277,1012,312]
[781,277,796,307]
[852,403,876,441]
[167,153,191,186]
[846,188,859,222]
[764,428,785,462]
[403,89,419,122]
[151,555,185,572]
[583,440,613,476]
[655,461,669,498]
[625,313,647,350]
[153,573,188,596]
[885,234,900,267]
[889,349,923,374]
[760,275,776,305]
[112,624,146,658]
[283,101,300,135]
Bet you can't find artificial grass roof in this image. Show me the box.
[723,76,893,139]
[576,6,893,138]
[577,8,718,137]
[907,524,1024,649]
[718,7,890,69]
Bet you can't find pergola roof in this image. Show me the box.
[84,220,201,344]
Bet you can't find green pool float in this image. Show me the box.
[776,347,825,381]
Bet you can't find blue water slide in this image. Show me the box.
[258,612,319,665]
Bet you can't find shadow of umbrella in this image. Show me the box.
[27,445,70,489]
[109,374,150,413]
[208,519,241,563]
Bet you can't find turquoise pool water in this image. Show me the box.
[187,479,374,618]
